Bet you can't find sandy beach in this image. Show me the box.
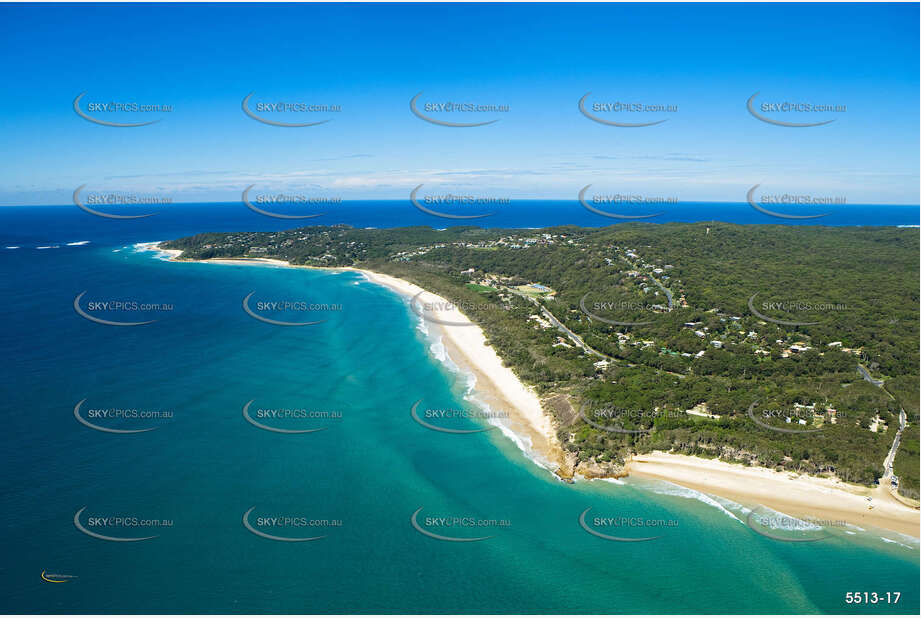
[134,243,571,477]
[343,268,571,477]
[138,243,919,538]
[134,241,183,260]
[627,452,920,538]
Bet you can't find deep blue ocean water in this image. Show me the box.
[1,201,918,251]
[0,203,918,613]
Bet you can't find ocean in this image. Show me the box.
[0,202,918,614]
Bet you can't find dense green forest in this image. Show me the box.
[164,223,919,496]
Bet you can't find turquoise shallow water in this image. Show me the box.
[0,240,918,614]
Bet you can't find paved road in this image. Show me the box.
[505,287,612,360]
[883,408,907,479]
[857,363,885,387]
[859,361,908,486]
[618,255,674,309]
[539,301,613,360]
[509,286,691,379]
[648,274,674,309]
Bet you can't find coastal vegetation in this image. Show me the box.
[164,223,919,494]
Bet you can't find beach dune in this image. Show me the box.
[138,243,920,539]
[627,452,919,538]
[351,269,571,477]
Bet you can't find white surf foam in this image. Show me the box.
[879,536,914,549]
[754,505,823,532]
[640,479,746,524]
[879,533,919,549]
[419,322,556,476]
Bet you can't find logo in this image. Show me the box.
[578,184,666,220]
[242,507,329,542]
[73,185,158,220]
[73,92,163,127]
[746,184,832,220]
[241,292,328,326]
[241,185,329,219]
[242,400,330,434]
[73,291,161,327]
[41,571,77,583]
[578,507,663,542]
[410,399,499,434]
[73,399,161,434]
[409,92,503,127]
[409,184,498,219]
[578,402,666,434]
[409,507,497,542]
[745,507,832,542]
[73,507,160,542]
[578,93,671,127]
[746,401,823,435]
[579,291,671,327]
[747,293,821,326]
[409,291,484,327]
[746,92,838,128]
[241,92,334,127]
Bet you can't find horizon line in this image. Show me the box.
[3,199,920,208]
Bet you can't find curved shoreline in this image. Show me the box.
[135,243,920,539]
[133,244,572,477]
[627,452,919,539]
[341,267,571,479]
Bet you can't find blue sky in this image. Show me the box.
[0,2,918,205]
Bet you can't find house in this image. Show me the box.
[686,403,721,419]
[527,314,551,329]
